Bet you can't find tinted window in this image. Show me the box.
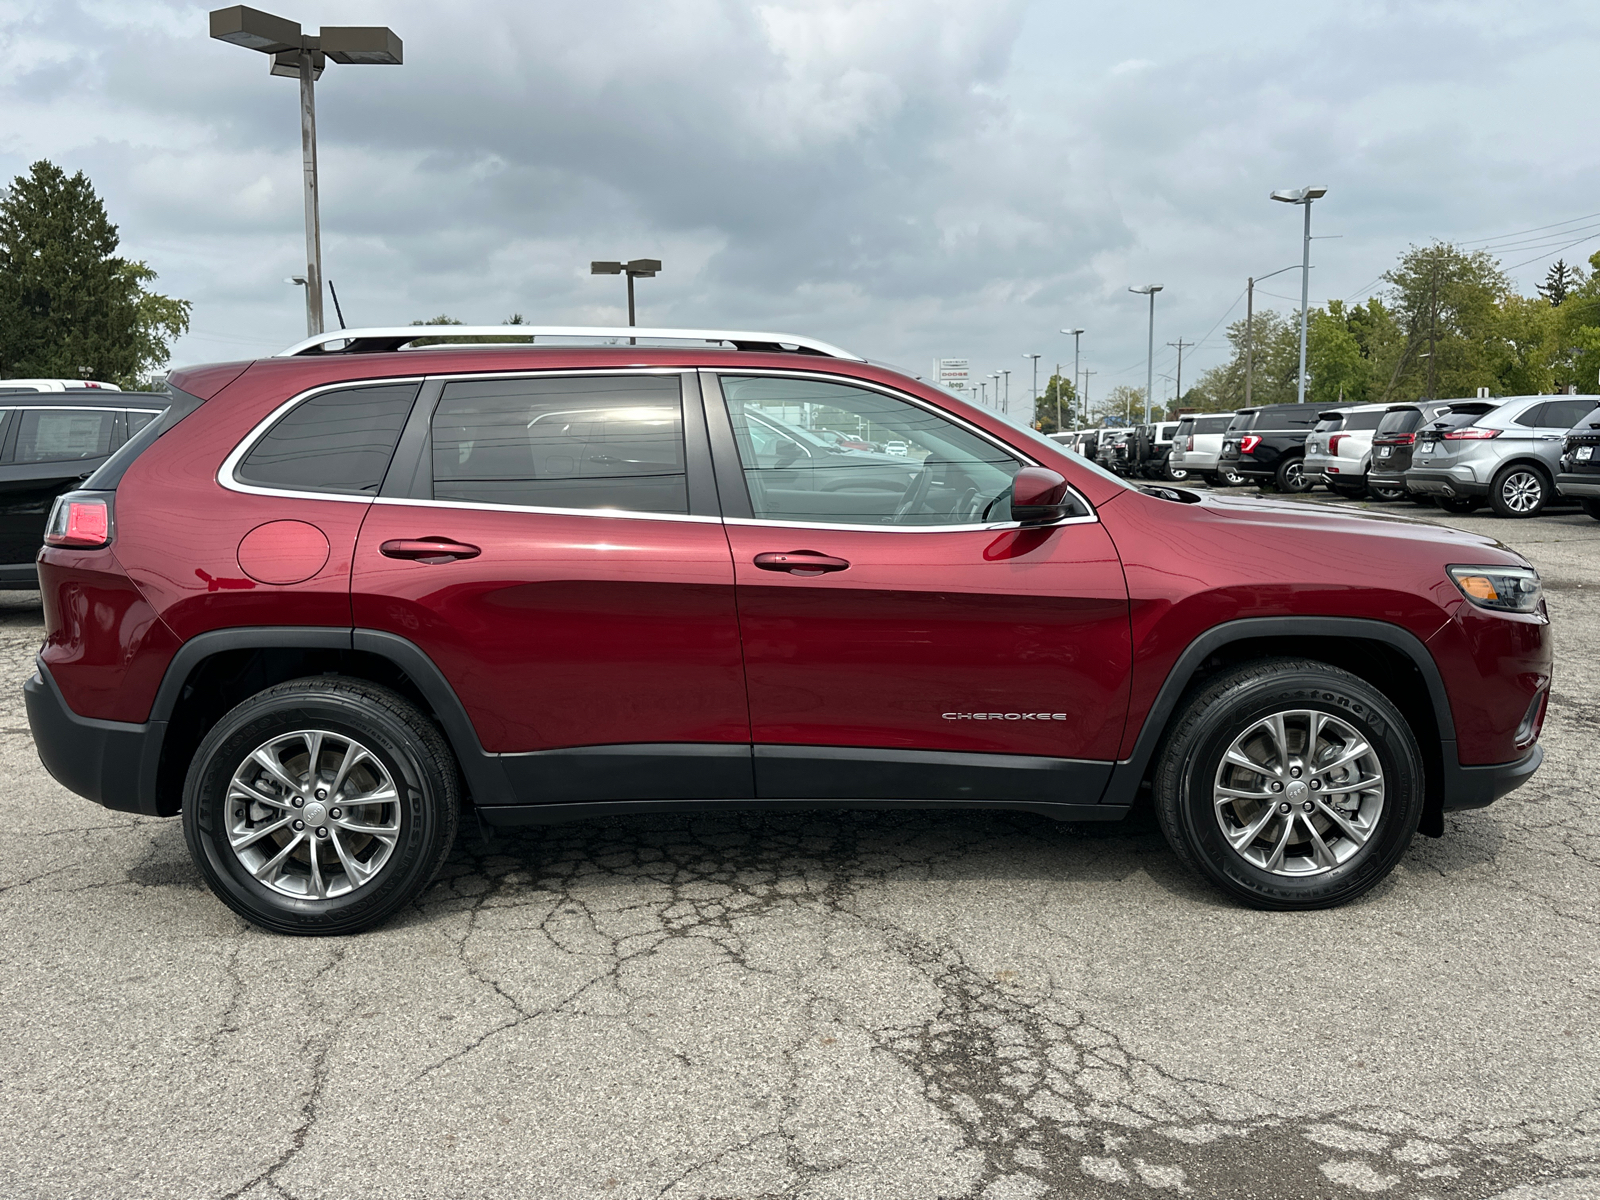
[1227,412,1257,432]
[14,408,117,463]
[126,410,160,438]
[1341,411,1386,431]
[1281,406,1321,429]
[239,382,418,495]
[721,375,1024,526]
[1377,408,1422,435]
[1314,418,1343,433]
[1195,415,1234,434]
[1512,403,1548,428]
[432,374,686,514]
[1573,406,1600,431]
[1542,399,1594,429]
[1159,424,1179,439]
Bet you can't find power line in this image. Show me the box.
[1458,210,1600,247]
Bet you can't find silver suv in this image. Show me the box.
[1407,394,1599,517]
[1303,402,1393,498]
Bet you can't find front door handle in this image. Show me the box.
[380,537,482,564]
[753,550,850,576]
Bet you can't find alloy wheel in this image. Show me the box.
[1499,470,1544,515]
[1212,709,1384,877]
[226,730,403,899]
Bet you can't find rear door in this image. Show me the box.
[352,369,752,802]
[707,371,1130,804]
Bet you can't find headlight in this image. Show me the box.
[1447,565,1542,613]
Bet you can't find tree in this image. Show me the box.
[408,313,530,346]
[1095,385,1145,425]
[0,160,189,387]
[1538,259,1582,307]
[1378,242,1508,400]
[1035,373,1078,432]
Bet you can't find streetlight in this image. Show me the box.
[210,6,403,338]
[1061,328,1083,429]
[1022,354,1041,426]
[1270,185,1328,405]
[1002,369,1011,418]
[1128,285,1163,425]
[590,259,663,328]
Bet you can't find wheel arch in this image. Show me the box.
[150,627,511,816]
[1105,618,1454,837]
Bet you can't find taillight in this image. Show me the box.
[1239,435,1263,454]
[1186,436,1195,451]
[1442,427,1501,441]
[1390,432,1416,446]
[1328,434,1347,455]
[44,493,113,549]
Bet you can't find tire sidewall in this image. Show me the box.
[1171,671,1423,908]
[1276,457,1310,493]
[1491,465,1548,518]
[183,689,448,934]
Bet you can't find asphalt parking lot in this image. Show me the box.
[1,486,1596,1200]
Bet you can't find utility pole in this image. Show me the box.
[1082,370,1097,421]
[1245,277,1254,408]
[1129,285,1163,424]
[1023,353,1042,425]
[1054,362,1063,432]
[1166,337,1194,417]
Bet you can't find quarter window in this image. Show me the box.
[13,408,117,463]
[720,375,1022,526]
[238,382,419,494]
[431,374,687,514]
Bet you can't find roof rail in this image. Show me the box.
[275,326,864,361]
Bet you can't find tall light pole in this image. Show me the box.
[1270,186,1328,404]
[990,372,1002,410]
[1061,328,1083,430]
[1128,285,1163,424]
[590,259,662,329]
[210,7,403,338]
[1022,354,1041,426]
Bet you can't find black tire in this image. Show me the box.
[1436,494,1482,514]
[1274,456,1312,493]
[1331,482,1368,500]
[1152,658,1424,910]
[1369,483,1407,502]
[1581,497,1600,521]
[1488,463,1550,518]
[1408,492,1433,505]
[183,678,461,936]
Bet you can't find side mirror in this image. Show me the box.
[1011,467,1072,525]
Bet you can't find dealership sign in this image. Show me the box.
[934,358,970,391]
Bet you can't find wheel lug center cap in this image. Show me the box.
[1286,779,1310,803]
[303,801,328,828]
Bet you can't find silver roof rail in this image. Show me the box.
[275,325,864,361]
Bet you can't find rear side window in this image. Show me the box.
[238,382,419,495]
[431,374,687,514]
[1512,403,1548,428]
[126,410,160,439]
[14,408,117,463]
[1377,408,1422,435]
[1196,415,1233,434]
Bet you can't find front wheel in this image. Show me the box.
[1488,465,1550,518]
[1166,464,1189,481]
[1153,658,1424,909]
[1275,456,1313,493]
[183,678,461,936]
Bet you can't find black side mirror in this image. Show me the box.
[1011,467,1072,525]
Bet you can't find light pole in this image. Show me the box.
[590,259,662,330]
[990,372,1002,409]
[1061,328,1083,430]
[1128,285,1163,424]
[1002,369,1011,418]
[1022,354,1041,426]
[1243,264,1302,408]
[1270,185,1328,404]
[210,7,403,338]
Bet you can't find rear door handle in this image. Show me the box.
[753,551,850,576]
[380,537,482,564]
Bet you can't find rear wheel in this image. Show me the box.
[1153,658,1424,909]
[1369,483,1407,502]
[1167,465,1190,481]
[182,678,460,936]
[1436,495,1482,513]
[1275,456,1312,493]
[1488,464,1550,518]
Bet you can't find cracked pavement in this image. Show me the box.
[1,496,1597,1199]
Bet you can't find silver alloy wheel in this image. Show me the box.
[1500,470,1543,514]
[225,730,402,899]
[1223,467,1246,486]
[1282,461,1306,490]
[1213,709,1385,876]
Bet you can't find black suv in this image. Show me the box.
[0,390,168,587]
[1218,402,1324,492]
[1366,401,1456,503]
[1556,402,1600,520]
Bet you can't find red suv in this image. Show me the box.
[25,327,1551,934]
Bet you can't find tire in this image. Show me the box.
[1166,466,1190,481]
[1369,484,1407,502]
[183,678,461,936]
[1275,456,1312,493]
[1581,497,1600,521]
[1331,482,1368,500]
[1408,493,1434,505]
[1435,495,1482,513]
[1488,464,1550,518]
[1152,658,1424,910]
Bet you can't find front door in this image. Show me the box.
[706,371,1131,805]
[352,369,752,804]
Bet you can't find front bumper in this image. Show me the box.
[1555,473,1600,498]
[1442,744,1543,811]
[1406,469,1488,498]
[24,662,167,816]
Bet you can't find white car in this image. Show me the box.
[1303,402,1397,498]
[1171,412,1242,485]
[0,378,122,393]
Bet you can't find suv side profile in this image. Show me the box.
[1218,403,1323,492]
[26,326,1550,934]
[1407,395,1597,518]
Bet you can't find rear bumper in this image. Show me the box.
[24,662,166,816]
[0,563,39,590]
[1441,744,1543,811]
[1555,473,1600,498]
[1407,470,1489,498]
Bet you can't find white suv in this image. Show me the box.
[1303,403,1394,498]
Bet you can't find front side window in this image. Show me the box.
[720,375,1022,526]
[14,408,116,463]
[431,374,687,514]
[238,382,419,495]
[1541,399,1594,430]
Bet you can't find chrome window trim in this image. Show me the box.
[710,366,1099,529]
[369,495,724,525]
[0,405,164,414]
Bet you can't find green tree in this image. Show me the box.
[0,160,190,387]
[1095,384,1145,425]
[1035,372,1078,432]
[1377,242,1508,400]
[1538,259,1582,307]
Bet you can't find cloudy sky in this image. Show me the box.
[4,0,1598,415]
